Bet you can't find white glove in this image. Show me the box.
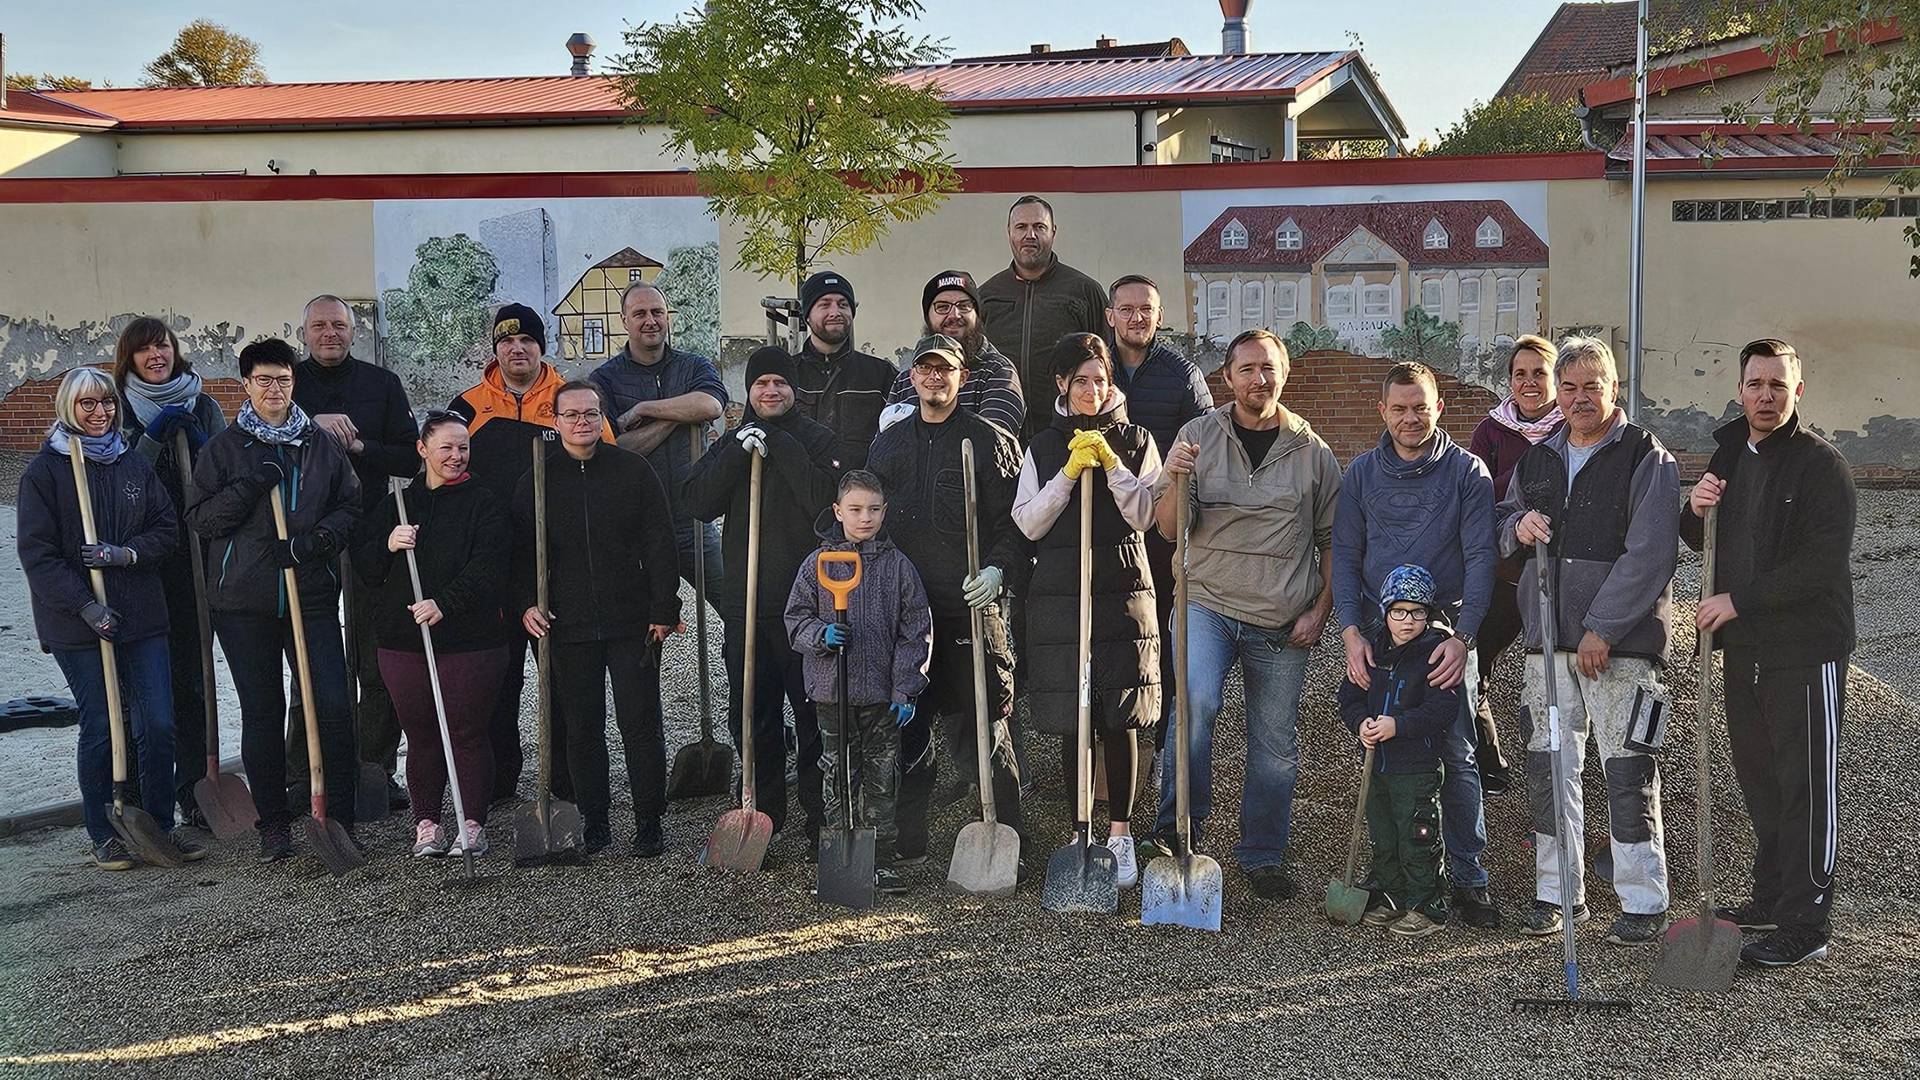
[735,425,767,457]
[876,401,915,434]
[961,565,1003,609]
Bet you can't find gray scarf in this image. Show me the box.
[45,424,128,464]
[120,369,204,427]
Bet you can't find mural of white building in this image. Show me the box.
[1183,199,1548,360]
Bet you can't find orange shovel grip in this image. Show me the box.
[815,550,862,611]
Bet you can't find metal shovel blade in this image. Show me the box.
[513,799,584,867]
[816,826,877,910]
[302,815,365,877]
[194,771,256,841]
[665,737,732,801]
[355,762,394,824]
[947,819,1021,897]
[1140,852,1224,931]
[1325,876,1370,926]
[1651,914,1744,992]
[1042,836,1119,914]
[705,806,773,872]
[108,797,183,868]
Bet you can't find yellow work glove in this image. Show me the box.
[1082,430,1121,472]
[1062,441,1101,480]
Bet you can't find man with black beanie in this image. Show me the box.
[880,270,1026,437]
[682,346,842,851]
[791,270,898,471]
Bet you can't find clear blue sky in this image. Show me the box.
[1,0,1569,140]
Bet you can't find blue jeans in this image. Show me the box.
[1440,651,1490,888]
[55,636,176,846]
[1153,602,1309,871]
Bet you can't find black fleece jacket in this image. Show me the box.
[292,355,419,514]
[351,474,510,653]
[1337,625,1459,773]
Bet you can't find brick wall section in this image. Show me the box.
[0,368,246,451]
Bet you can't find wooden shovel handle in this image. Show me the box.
[66,439,129,792]
[269,484,327,821]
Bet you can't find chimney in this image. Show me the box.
[1095,36,1117,50]
[566,33,595,77]
[1220,0,1251,54]
[1029,43,1051,55]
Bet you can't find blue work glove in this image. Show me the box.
[961,565,1003,609]
[889,701,916,729]
[80,543,136,568]
[821,623,849,650]
[146,406,205,451]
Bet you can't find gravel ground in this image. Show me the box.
[4,547,1919,1079]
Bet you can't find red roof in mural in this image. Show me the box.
[1184,201,1547,271]
[17,52,1379,131]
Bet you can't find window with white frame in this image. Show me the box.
[1274,282,1298,319]
[1220,220,1248,250]
[628,268,645,283]
[1275,219,1303,250]
[1362,284,1391,317]
[1420,279,1443,313]
[1475,217,1504,248]
[1242,281,1264,321]
[584,318,607,355]
[1207,282,1231,322]
[1497,277,1519,312]
[1326,285,1354,319]
[1423,219,1448,249]
[1459,277,1481,314]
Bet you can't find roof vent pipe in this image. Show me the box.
[1220,0,1251,54]
[1095,36,1117,49]
[566,33,595,77]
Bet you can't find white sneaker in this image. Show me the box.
[447,821,487,857]
[412,820,447,857]
[1108,834,1139,889]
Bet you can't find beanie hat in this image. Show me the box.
[921,269,980,317]
[911,333,968,370]
[492,303,546,354]
[800,271,855,318]
[745,345,796,388]
[1379,564,1438,613]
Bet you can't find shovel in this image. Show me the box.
[270,485,366,877]
[67,439,183,867]
[814,550,876,909]
[667,426,731,801]
[1513,538,1629,1013]
[1042,471,1119,915]
[1653,505,1742,991]
[706,452,774,871]
[1141,472,1223,930]
[515,437,584,866]
[1323,745,1377,926]
[393,480,482,883]
[175,431,252,839]
[947,438,1020,897]
[341,567,397,825]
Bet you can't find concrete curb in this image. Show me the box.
[0,754,246,839]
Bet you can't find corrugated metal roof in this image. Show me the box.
[0,90,119,130]
[898,51,1354,108]
[1608,125,1869,161]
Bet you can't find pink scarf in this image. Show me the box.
[1488,397,1563,443]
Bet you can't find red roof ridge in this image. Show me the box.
[45,73,609,97]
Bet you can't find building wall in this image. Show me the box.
[0,128,116,178]
[1156,105,1288,165]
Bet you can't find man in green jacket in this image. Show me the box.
[979,195,1110,441]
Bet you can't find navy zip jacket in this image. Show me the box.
[1337,625,1458,773]
[18,444,178,651]
[1113,340,1213,456]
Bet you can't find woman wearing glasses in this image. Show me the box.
[111,317,227,828]
[352,412,510,856]
[185,339,364,862]
[17,366,202,869]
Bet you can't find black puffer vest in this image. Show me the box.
[1024,397,1160,735]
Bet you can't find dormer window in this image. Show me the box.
[1221,219,1248,250]
[1423,219,1448,250]
[1476,217,1504,248]
[1275,219,1303,250]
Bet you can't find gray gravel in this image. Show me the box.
[3,540,1919,1076]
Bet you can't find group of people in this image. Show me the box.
[18,196,1853,970]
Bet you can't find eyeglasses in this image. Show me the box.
[930,301,975,317]
[557,409,604,424]
[913,361,962,375]
[1385,608,1429,622]
[248,375,294,389]
[75,397,117,413]
[1112,306,1158,322]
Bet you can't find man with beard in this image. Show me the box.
[869,334,1029,870]
[880,270,1024,436]
[979,196,1110,441]
[790,271,897,472]
[1333,362,1501,928]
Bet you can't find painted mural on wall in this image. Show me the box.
[373,198,719,405]
[1179,184,1551,396]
